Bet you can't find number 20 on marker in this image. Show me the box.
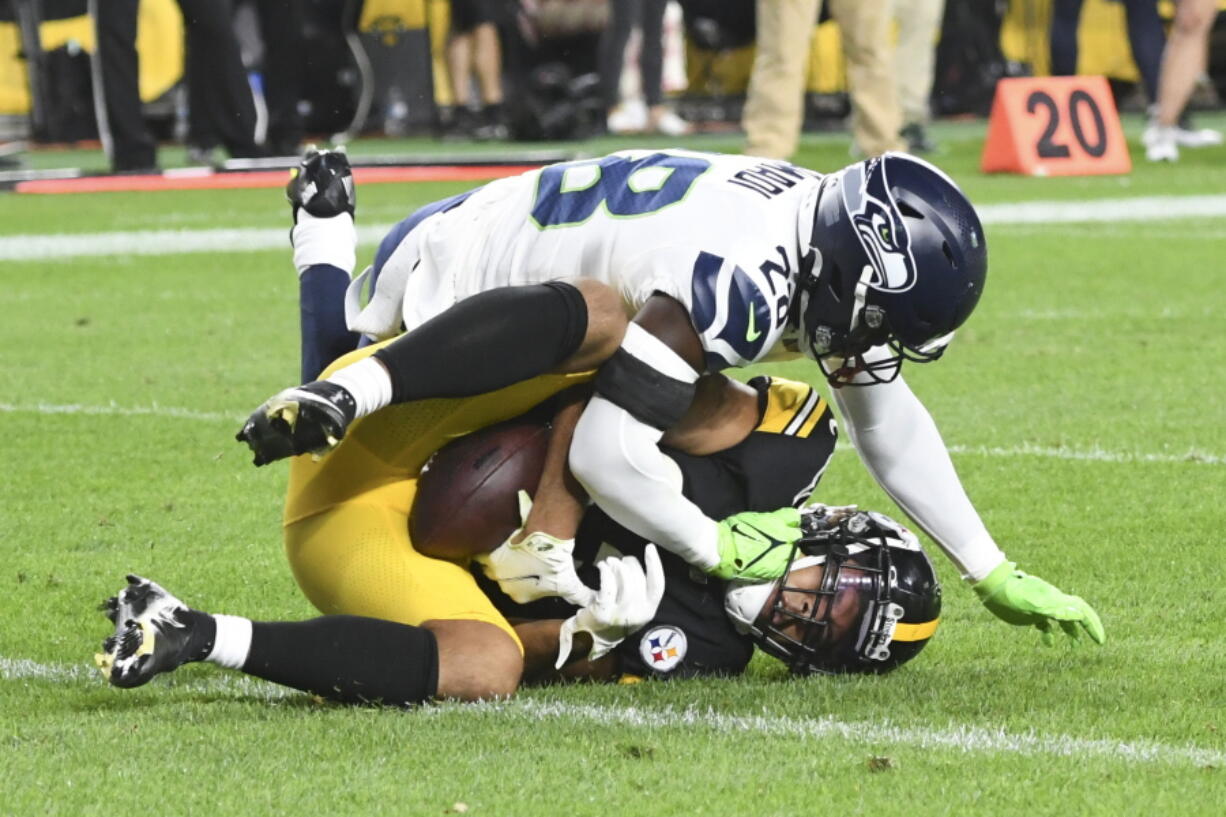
[981,76,1132,176]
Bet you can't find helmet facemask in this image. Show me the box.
[795,253,951,388]
[727,509,940,676]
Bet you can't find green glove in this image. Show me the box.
[973,561,1106,646]
[712,508,802,580]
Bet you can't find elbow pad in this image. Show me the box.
[594,323,698,430]
[569,323,718,569]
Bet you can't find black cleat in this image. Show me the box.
[99,594,120,624]
[900,122,938,155]
[235,381,357,466]
[94,575,205,688]
[286,145,356,222]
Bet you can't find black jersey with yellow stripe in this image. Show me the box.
[606,375,836,679]
[664,375,836,518]
[481,375,838,680]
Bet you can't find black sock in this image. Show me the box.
[372,281,588,403]
[241,616,439,707]
[482,104,504,125]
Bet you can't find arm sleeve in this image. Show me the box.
[830,353,1007,581]
[569,396,722,572]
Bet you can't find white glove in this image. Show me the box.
[555,545,665,669]
[475,491,596,606]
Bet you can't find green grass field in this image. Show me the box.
[2,117,1225,815]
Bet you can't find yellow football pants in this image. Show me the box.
[282,341,593,650]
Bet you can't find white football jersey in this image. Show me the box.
[353,149,823,370]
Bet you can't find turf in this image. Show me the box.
[2,119,1225,816]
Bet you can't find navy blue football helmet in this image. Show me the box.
[793,153,987,386]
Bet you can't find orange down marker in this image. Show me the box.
[981,76,1132,176]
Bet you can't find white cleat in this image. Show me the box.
[1143,124,1179,162]
[608,100,649,134]
[1173,123,1223,148]
[651,109,693,137]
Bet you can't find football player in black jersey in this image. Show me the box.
[95,376,939,700]
[93,165,942,702]
[477,378,939,683]
[238,147,1103,650]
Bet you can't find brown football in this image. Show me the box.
[409,418,552,560]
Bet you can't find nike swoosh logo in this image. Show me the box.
[503,574,542,583]
[731,523,784,548]
[746,307,762,342]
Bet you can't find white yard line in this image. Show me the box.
[941,442,1226,467]
[0,224,390,262]
[3,655,1221,768]
[977,194,1226,225]
[0,656,292,699]
[0,401,242,423]
[2,194,1225,262]
[2,401,1220,466]
[502,700,1226,769]
[1,656,94,682]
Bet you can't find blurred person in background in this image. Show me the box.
[446,0,507,139]
[893,0,944,153]
[247,0,306,156]
[90,0,263,172]
[742,0,904,161]
[601,0,691,135]
[1143,0,1223,161]
[1049,0,1164,109]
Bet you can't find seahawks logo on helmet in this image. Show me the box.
[841,157,918,293]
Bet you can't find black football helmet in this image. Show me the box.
[728,508,942,675]
[793,152,987,386]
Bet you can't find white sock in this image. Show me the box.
[292,212,357,277]
[325,356,393,418]
[205,614,254,670]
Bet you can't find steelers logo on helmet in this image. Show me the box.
[639,625,688,673]
[841,157,918,294]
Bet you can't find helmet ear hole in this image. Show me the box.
[897,200,923,219]
[941,241,955,266]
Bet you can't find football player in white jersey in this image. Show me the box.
[237,147,1104,648]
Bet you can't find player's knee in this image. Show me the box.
[425,619,524,701]
[1174,5,1214,34]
